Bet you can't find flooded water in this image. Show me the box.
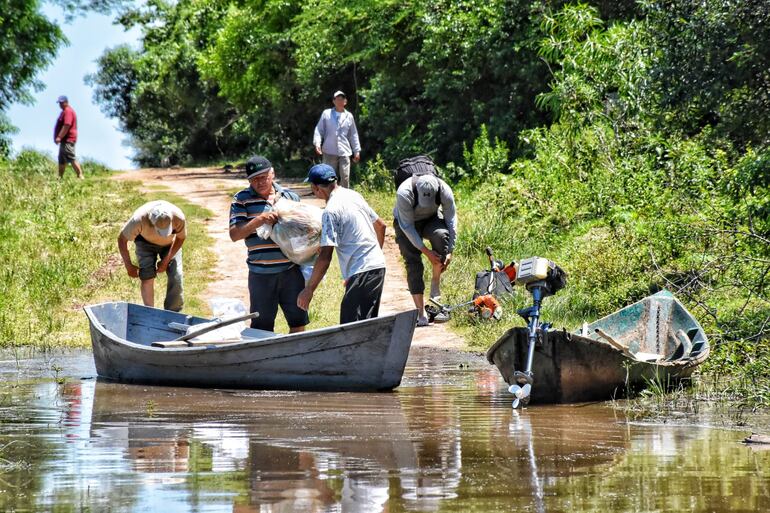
[0,348,768,513]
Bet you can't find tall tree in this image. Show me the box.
[646,0,770,149]
[0,0,128,156]
[89,0,245,165]
[0,1,64,111]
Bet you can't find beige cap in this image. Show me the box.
[149,206,173,237]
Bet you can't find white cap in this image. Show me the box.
[333,90,346,98]
[149,205,173,237]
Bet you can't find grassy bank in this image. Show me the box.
[359,177,770,407]
[0,151,216,349]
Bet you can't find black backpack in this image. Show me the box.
[394,155,441,207]
[475,270,514,298]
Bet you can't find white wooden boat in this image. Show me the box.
[84,302,417,391]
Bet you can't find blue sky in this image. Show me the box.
[7,6,140,170]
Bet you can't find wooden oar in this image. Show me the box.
[595,328,634,357]
[174,312,259,342]
[150,312,260,348]
[595,328,662,362]
[152,338,255,348]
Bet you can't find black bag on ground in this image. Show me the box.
[474,270,514,298]
[545,262,567,294]
[394,155,438,188]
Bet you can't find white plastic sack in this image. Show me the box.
[256,199,322,265]
[208,297,248,318]
[185,298,249,342]
[300,265,314,282]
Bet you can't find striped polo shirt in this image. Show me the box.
[229,183,300,274]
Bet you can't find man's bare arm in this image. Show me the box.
[229,212,279,242]
[373,218,386,248]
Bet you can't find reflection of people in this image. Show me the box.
[53,95,84,179]
[298,164,386,324]
[340,477,390,513]
[118,200,186,311]
[229,155,309,333]
[394,174,458,326]
[313,90,361,188]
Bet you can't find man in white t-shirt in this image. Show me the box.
[297,164,386,324]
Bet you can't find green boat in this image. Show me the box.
[487,290,710,404]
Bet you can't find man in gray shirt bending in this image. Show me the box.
[394,174,458,326]
[313,90,361,188]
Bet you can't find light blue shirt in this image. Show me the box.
[313,108,361,157]
[321,187,385,280]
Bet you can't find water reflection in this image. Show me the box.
[0,350,768,512]
[84,380,420,512]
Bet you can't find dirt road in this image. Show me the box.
[114,167,465,349]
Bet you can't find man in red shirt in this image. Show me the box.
[53,95,84,179]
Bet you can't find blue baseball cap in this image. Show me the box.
[56,95,68,103]
[305,163,337,185]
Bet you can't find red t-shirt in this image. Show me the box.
[54,106,78,143]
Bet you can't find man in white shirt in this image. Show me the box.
[297,164,386,324]
[313,91,361,188]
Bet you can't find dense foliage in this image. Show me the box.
[90,0,559,165]
[0,0,128,156]
[0,1,62,112]
[435,2,769,403]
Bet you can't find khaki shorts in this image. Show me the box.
[322,154,351,188]
[58,142,77,164]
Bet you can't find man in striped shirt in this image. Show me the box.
[229,156,309,333]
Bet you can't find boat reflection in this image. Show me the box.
[3,356,767,513]
[85,379,462,512]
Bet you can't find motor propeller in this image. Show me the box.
[508,383,532,409]
[508,257,567,409]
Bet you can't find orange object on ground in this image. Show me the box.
[503,262,517,283]
[473,294,502,320]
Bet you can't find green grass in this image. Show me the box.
[359,187,541,347]
[0,151,216,348]
[360,180,770,408]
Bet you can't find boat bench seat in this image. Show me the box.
[633,351,663,362]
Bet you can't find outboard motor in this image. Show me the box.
[508,257,567,408]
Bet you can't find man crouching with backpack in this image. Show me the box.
[393,156,458,327]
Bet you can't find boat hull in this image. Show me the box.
[85,302,417,392]
[487,290,710,403]
[487,328,702,403]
